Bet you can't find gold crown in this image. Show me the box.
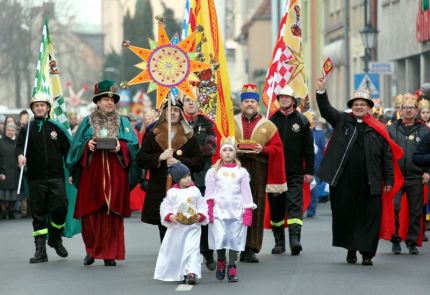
[220,136,236,148]
[394,94,403,106]
[418,99,430,109]
[401,93,417,107]
[352,89,371,100]
[241,83,258,93]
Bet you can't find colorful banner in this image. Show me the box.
[182,0,235,137]
[262,0,308,117]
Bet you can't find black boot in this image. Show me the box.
[48,238,68,258]
[271,226,286,254]
[289,225,302,256]
[29,236,48,264]
[104,259,117,266]
[48,226,68,258]
[203,253,216,271]
[244,248,259,263]
[83,254,95,265]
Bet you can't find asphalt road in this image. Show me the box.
[1,202,429,295]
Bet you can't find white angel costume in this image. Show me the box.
[205,164,257,251]
[154,185,208,282]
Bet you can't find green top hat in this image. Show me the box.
[93,80,120,104]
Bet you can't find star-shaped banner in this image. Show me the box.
[123,19,211,107]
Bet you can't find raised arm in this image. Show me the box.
[315,77,343,127]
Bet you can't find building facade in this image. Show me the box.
[378,0,430,104]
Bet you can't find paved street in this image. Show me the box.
[1,203,429,295]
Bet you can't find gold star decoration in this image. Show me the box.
[284,44,305,82]
[122,18,211,108]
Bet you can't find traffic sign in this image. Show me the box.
[354,73,380,98]
[369,62,394,75]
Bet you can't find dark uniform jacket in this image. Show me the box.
[316,91,393,195]
[413,132,430,168]
[16,119,70,180]
[388,120,429,182]
[270,110,314,175]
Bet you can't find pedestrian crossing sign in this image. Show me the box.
[354,73,380,98]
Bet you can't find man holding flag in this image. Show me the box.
[16,85,70,264]
[261,0,313,256]
[16,19,78,264]
[269,86,314,256]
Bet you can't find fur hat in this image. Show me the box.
[168,163,191,184]
[240,83,259,102]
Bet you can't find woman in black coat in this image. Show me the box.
[0,122,19,219]
[136,101,204,241]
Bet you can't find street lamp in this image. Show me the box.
[359,24,378,74]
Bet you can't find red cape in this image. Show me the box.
[363,114,404,240]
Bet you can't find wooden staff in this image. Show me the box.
[165,91,173,191]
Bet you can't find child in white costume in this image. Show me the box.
[154,163,208,285]
[205,137,257,282]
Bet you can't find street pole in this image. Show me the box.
[363,0,370,92]
[344,0,350,102]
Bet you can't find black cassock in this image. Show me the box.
[330,122,382,255]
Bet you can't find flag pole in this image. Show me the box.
[17,117,32,195]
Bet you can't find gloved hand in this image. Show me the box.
[243,208,252,227]
[207,199,214,223]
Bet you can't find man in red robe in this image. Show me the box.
[234,83,287,263]
[67,80,139,266]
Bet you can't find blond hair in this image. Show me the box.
[212,158,241,173]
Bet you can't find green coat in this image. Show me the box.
[66,115,140,191]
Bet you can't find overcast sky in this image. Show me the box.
[25,0,102,26]
[69,0,101,26]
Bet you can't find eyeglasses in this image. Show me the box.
[401,106,416,110]
[351,103,368,107]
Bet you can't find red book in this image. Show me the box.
[322,58,334,76]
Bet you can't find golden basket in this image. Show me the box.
[176,203,198,225]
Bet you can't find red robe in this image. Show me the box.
[74,141,131,260]
[74,141,131,218]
